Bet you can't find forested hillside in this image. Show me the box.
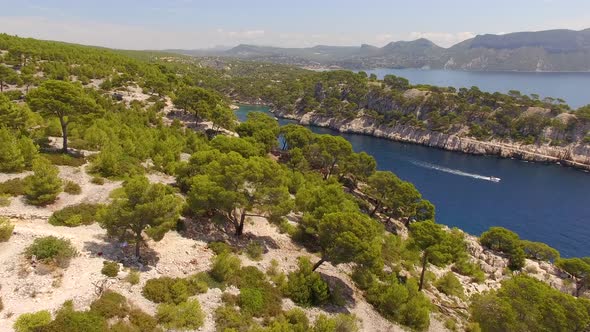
[2,33,590,332]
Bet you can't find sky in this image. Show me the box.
[0,0,589,50]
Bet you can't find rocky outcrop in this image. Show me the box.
[274,109,590,171]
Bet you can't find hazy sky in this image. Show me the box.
[0,0,589,49]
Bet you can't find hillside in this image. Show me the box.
[2,33,590,332]
[173,28,590,71]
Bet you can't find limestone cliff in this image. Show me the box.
[273,109,590,171]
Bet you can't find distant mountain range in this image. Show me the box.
[169,28,590,72]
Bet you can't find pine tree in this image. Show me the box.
[0,127,25,172]
[25,158,62,206]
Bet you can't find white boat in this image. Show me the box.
[489,176,501,182]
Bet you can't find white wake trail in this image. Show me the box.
[410,161,499,182]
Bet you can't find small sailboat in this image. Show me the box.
[488,176,501,182]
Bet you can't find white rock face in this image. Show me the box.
[275,109,590,170]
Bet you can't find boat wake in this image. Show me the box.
[410,161,501,182]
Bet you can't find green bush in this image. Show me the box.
[435,272,464,298]
[101,261,119,277]
[63,181,82,195]
[366,277,431,331]
[521,240,560,262]
[25,236,77,267]
[187,271,223,291]
[210,253,241,283]
[0,194,11,206]
[239,287,265,316]
[142,277,190,304]
[156,300,204,330]
[0,127,25,172]
[25,158,62,206]
[313,314,359,332]
[125,269,140,285]
[283,257,330,307]
[0,177,29,196]
[214,305,253,331]
[41,153,86,167]
[14,310,52,332]
[90,176,105,185]
[48,203,102,227]
[453,258,486,283]
[37,308,107,332]
[245,241,264,261]
[0,217,15,242]
[89,291,129,319]
[128,308,161,332]
[208,241,233,255]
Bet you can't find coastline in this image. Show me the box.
[269,108,590,172]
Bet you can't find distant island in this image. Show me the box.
[171,28,590,72]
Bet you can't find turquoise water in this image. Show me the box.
[364,68,590,109]
[236,105,590,257]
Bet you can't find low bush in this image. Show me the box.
[210,253,241,284]
[89,291,129,319]
[125,269,140,285]
[128,308,161,332]
[142,276,206,304]
[25,158,62,206]
[0,217,15,242]
[366,277,431,331]
[156,300,204,330]
[41,153,86,167]
[214,305,253,331]
[0,177,29,196]
[0,194,11,206]
[25,236,77,267]
[452,258,486,283]
[283,257,330,307]
[208,241,233,255]
[63,181,82,195]
[13,310,52,332]
[245,241,264,261]
[48,203,102,227]
[313,313,359,332]
[435,272,464,298]
[101,261,119,277]
[90,176,105,185]
[37,308,107,332]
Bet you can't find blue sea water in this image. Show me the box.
[236,105,590,258]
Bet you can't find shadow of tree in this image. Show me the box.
[83,237,159,271]
[319,273,356,314]
[178,216,280,253]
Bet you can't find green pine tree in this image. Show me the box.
[25,158,62,206]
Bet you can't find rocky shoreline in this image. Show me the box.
[272,109,590,172]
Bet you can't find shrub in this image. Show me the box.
[366,277,431,331]
[25,236,77,267]
[89,291,129,319]
[214,305,253,331]
[0,194,11,206]
[0,127,25,172]
[480,227,525,271]
[14,310,52,332]
[38,308,107,332]
[48,203,102,227]
[453,258,486,283]
[0,177,28,196]
[41,153,86,167]
[0,217,15,242]
[184,273,209,293]
[90,176,105,185]
[63,181,82,195]
[128,308,161,332]
[435,272,464,298]
[25,158,62,206]
[101,261,119,277]
[142,277,190,304]
[210,253,241,283]
[245,241,264,261]
[125,269,140,285]
[156,300,204,330]
[283,257,330,307]
[313,314,359,332]
[208,241,233,255]
[239,287,265,316]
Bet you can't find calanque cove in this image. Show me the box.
[1,31,590,332]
